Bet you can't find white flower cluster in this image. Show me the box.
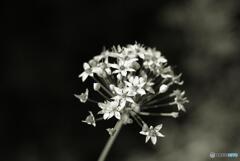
[75,43,189,145]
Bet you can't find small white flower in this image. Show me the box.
[175,100,188,112]
[171,73,184,85]
[106,128,116,136]
[159,84,168,93]
[82,111,96,127]
[109,45,139,61]
[110,59,135,77]
[170,90,189,112]
[145,83,155,94]
[74,89,89,103]
[141,72,155,94]
[155,51,167,63]
[118,50,138,62]
[125,44,145,59]
[112,86,135,107]
[98,100,124,120]
[159,66,174,78]
[125,76,146,96]
[140,124,165,145]
[98,59,112,76]
[78,63,94,82]
[143,49,167,71]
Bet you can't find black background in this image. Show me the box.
[2,0,240,161]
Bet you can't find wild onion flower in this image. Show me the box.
[140,124,165,145]
[74,43,189,161]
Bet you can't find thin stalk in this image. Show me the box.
[138,112,179,118]
[143,95,171,106]
[93,77,113,97]
[141,102,174,110]
[132,115,143,127]
[97,120,123,161]
[87,98,98,104]
[97,90,111,101]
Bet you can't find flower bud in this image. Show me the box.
[93,83,101,91]
[159,84,168,93]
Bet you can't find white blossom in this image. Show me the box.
[141,71,155,94]
[82,111,96,127]
[98,100,124,120]
[74,89,89,103]
[78,63,94,82]
[75,43,189,146]
[125,76,146,96]
[171,73,184,85]
[140,124,165,145]
[110,59,135,77]
[112,86,135,107]
[143,49,167,70]
[170,90,189,112]
[106,128,116,136]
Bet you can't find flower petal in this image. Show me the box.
[114,112,121,120]
[108,112,114,119]
[103,113,109,120]
[114,87,123,95]
[137,89,146,95]
[126,97,134,103]
[82,73,88,82]
[113,70,120,74]
[119,99,126,108]
[156,132,165,137]
[121,70,127,76]
[110,100,118,108]
[151,136,157,145]
[145,136,151,143]
[140,131,148,135]
[154,124,163,131]
[83,63,90,70]
[109,64,119,69]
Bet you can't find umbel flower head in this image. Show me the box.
[75,43,189,145]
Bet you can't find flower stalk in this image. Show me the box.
[97,119,123,161]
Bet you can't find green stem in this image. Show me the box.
[97,120,123,161]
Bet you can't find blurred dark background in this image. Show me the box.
[2,0,240,161]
